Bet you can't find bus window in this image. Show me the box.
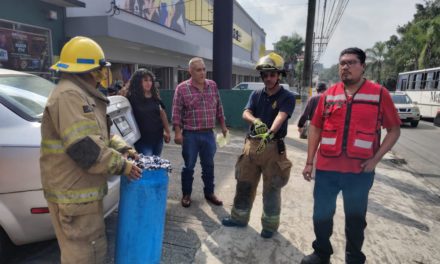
[415,73,422,90]
[434,71,440,90]
[400,79,407,91]
[427,72,434,89]
[410,74,416,90]
[420,73,427,90]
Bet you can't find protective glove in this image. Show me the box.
[252,118,268,135]
[255,131,274,154]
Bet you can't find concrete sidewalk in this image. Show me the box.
[159,120,440,263]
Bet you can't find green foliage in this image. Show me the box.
[321,0,440,88]
[273,33,305,87]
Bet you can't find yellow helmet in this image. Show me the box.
[50,36,110,73]
[255,52,286,75]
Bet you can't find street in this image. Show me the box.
[390,120,440,191]
[4,103,440,264]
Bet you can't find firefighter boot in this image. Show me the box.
[300,252,331,264]
[221,217,247,227]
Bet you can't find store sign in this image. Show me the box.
[115,0,186,34]
[0,19,52,73]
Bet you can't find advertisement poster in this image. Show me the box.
[0,20,51,73]
[115,0,186,33]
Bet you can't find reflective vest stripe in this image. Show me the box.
[44,184,108,203]
[62,120,100,146]
[109,134,128,152]
[41,140,64,154]
[354,93,380,102]
[354,139,373,149]
[108,151,124,175]
[326,94,346,102]
[321,137,336,145]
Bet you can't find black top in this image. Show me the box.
[128,96,165,144]
[297,94,322,128]
[245,86,295,139]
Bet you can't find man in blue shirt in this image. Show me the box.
[222,52,295,238]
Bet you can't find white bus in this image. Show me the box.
[396,66,440,119]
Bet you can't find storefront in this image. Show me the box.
[65,0,265,90]
[0,0,85,80]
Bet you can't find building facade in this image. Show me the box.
[63,0,266,89]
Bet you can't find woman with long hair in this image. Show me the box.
[126,68,170,156]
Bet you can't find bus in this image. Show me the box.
[396,66,440,119]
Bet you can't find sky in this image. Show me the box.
[237,0,424,68]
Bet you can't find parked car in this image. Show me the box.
[0,69,139,261]
[390,91,421,127]
[232,82,290,91]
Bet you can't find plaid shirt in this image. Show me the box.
[172,78,225,131]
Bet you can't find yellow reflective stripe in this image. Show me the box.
[262,213,280,223]
[108,152,124,175]
[62,120,100,146]
[44,185,108,204]
[109,136,126,151]
[41,139,64,154]
[231,207,251,223]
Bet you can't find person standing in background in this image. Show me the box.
[126,68,170,156]
[172,57,228,208]
[297,83,327,139]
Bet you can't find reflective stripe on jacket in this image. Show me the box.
[40,74,131,204]
[319,80,383,159]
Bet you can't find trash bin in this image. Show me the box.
[115,168,169,264]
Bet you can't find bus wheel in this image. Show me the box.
[410,120,419,127]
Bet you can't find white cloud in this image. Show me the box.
[237,0,424,67]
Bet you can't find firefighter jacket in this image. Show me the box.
[320,80,383,160]
[40,74,133,204]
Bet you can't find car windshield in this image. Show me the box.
[391,94,412,104]
[0,75,54,121]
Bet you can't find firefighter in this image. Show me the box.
[40,36,142,264]
[222,52,295,238]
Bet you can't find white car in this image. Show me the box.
[0,69,139,261]
[391,91,421,127]
[232,82,290,91]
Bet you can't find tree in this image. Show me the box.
[273,33,305,87]
[366,42,387,83]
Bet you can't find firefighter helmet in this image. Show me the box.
[256,52,285,71]
[50,36,110,73]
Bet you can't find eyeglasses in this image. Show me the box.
[261,72,278,79]
[339,60,360,67]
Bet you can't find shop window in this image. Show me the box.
[0,19,52,76]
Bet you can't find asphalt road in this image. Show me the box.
[390,119,440,191]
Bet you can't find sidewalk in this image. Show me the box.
[159,118,440,263]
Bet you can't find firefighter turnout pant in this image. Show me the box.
[47,200,107,264]
[231,138,292,232]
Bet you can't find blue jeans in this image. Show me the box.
[134,140,164,156]
[312,170,375,264]
[181,130,217,196]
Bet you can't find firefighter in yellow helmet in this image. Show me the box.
[40,36,142,264]
[222,52,295,238]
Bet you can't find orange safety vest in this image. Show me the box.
[319,80,383,160]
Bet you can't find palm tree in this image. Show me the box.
[366,42,387,83]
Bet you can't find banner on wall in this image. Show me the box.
[115,0,186,34]
[0,19,51,73]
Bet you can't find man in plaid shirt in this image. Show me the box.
[172,57,228,208]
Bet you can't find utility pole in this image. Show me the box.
[213,0,233,89]
[302,0,316,98]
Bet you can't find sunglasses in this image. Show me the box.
[261,72,278,79]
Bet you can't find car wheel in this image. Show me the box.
[0,227,12,263]
[410,120,419,127]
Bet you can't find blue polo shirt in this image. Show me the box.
[245,86,295,139]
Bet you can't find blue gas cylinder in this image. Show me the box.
[115,168,169,264]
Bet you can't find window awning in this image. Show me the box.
[39,0,85,8]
